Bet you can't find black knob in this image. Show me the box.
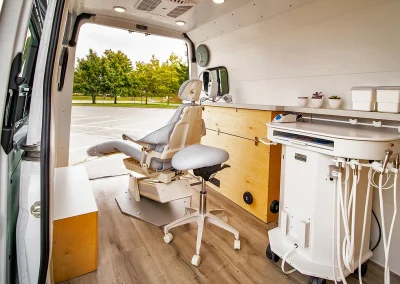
[270,200,279,214]
[243,192,253,205]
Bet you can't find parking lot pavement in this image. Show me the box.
[69,106,176,176]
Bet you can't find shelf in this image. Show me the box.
[203,102,400,121]
[283,107,400,121]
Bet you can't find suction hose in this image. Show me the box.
[358,169,373,284]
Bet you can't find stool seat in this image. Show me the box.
[172,144,229,171]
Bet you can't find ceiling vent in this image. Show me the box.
[167,5,193,18]
[135,0,196,17]
[136,0,162,12]
[167,0,193,4]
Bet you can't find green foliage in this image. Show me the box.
[102,50,134,104]
[22,36,31,63]
[73,49,188,104]
[73,49,104,104]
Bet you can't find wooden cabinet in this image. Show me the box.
[53,166,98,283]
[201,106,281,223]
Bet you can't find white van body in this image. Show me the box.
[1,0,400,283]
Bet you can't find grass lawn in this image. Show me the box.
[72,103,178,109]
[72,95,181,104]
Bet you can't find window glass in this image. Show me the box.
[21,29,32,74]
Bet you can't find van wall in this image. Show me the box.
[189,0,400,275]
[189,0,400,110]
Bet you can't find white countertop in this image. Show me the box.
[267,121,400,142]
[54,166,98,220]
[203,102,400,121]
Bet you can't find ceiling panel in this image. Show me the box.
[81,0,251,33]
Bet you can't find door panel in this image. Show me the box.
[0,0,47,283]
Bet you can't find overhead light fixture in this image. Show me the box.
[175,20,186,26]
[213,0,225,3]
[113,6,126,12]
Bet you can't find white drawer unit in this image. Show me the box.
[267,122,400,160]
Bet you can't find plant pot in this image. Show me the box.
[297,97,308,107]
[329,99,342,109]
[312,98,324,108]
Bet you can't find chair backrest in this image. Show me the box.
[159,79,204,160]
[160,104,203,160]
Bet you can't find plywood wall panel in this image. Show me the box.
[202,130,273,221]
[206,106,273,139]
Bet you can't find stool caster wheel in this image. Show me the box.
[191,254,201,266]
[354,262,368,278]
[308,276,326,284]
[234,239,241,250]
[163,233,173,244]
[266,243,279,263]
[222,215,228,223]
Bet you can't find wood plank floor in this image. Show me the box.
[61,175,400,284]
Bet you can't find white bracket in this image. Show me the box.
[373,121,382,127]
[349,119,358,125]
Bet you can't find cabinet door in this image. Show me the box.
[201,107,281,222]
[201,129,271,221]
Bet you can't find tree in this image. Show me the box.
[159,53,189,104]
[73,49,189,105]
[101,50,134,104]
[73,49,104,104]
[134,55,163,104]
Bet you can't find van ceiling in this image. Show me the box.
[82,0,251,33]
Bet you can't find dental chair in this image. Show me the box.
[87,79,204,226]
[163,144,240,266]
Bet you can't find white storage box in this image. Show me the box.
[351,87,376,111]
[377,86,400,103]
[353,102,376,112]
[377,102,400,113]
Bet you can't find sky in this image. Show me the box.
[76,24,188,65]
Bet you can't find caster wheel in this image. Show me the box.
[308,276,326,284]
[266,244,279,263]
[234,239,241,250]
[354,262,368,278]
[191,254,201,266]
[163,233,173,244]
[222,215,228,223]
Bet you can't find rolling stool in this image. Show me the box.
[163,144,240,266]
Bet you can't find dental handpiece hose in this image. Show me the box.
[358,169,372,284]
[377,150,397,284]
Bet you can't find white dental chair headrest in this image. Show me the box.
[178,79,202,102]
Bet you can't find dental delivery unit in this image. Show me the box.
[265,115,400,283]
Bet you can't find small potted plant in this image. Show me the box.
[311,92,324,108]
[329,95,342,109]
[297,96,308,107]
